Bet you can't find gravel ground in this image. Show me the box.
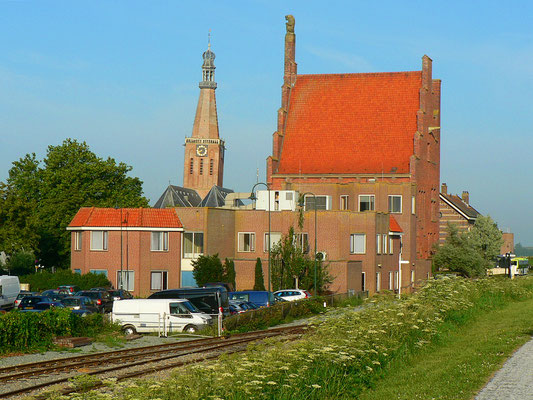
[475,337,533,400]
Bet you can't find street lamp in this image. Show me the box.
[249,182,271,292]
[298,192,318,295]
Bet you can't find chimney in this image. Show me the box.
[441,183,447,195]
[461,191,469,205]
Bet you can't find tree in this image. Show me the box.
[224,258,236,291]
[192,254,225,286]
[433,221,500,278]
[0,139,148,269]
[253,257,266,291]
[271,226,331,293]
[468,215,503,263]
[5,250,35,276]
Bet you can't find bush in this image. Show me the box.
[20,269,112,292]
[0,308,115,354]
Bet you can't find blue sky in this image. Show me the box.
[1,1,532,245]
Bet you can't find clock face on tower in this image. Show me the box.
[196,144,208,157]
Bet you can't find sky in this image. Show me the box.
[0,1,532,245]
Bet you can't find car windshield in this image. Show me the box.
[182,300,200,313]
[79,292,99,299]
[230,293,249,302]
[62,298,81,307]
[22,297,45,305]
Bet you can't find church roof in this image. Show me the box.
[68,207,182,228]
[199,185,235,207]
[153,185,203,208]
[277,71,422,175]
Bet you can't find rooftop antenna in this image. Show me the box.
[208,29,211,49]
[256,167,259,184]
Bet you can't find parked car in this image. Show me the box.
[20,301,65,313]
[229,300,259,313]
[108,289,134,301]
[18,296,61,311]
[61,296,99,316]
[229,300,247,314]
[228,291,275,308]
[112,299,212,335]
[42,289,70,298]
[273,289,311,302]
[149,287,229,316]
[14,291,40,308]
[58,285,81,295]
[75,290,113,313]
[0,275,20,310]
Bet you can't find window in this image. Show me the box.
[151,271,168,291]
[340,195,349,210]
[264,232,281,252]
[359,195,375,212]
[389,272,393,290]
[389,236,394,254]
[199,159,204,175]
[151,232,169,251]
[412,196,416,214]
[388,195,402,213]
[90,231,108,251]
[90,269,108,277]
[209,159,214,175]
[117,271,134,291]
[183,232,204,258]
[382,234,388,254]
[350,234,366,254]
[189,158,194,174]
[411,270,415,284]
[376,234,381,254]
[294,233,309,253]
[74,231,82,251]
[395,271,399,290]
[74,269,82,274]
[238,232,255,252]
[361,272,366,292]
[376,272,381,292]
[304,195,331,211]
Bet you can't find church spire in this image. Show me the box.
[200,32,217,89]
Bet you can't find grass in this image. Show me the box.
[359,296,533,400]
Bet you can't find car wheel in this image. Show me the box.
[184,324,198,333]
[122,325,136,335]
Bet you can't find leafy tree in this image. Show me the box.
[253,257,266,291]
[433,221,501,277]
[0,139,148,269]
[224,258,236,291]
[468,215,503,263]
[192,254,225,286]
[271,226,331,294]
[5,250,35,276]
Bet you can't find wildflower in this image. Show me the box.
[311,384,322,389]
[267,381,277,385]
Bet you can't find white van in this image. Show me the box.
[112,299,212,335]
[0,276,20,310]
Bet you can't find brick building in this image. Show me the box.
[265,15,441,290]
[68,208,183,297]
[439,183,481,243]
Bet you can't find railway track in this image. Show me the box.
[0,324,308,399]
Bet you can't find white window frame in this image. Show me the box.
[238,232,256,252]
[151,231,169,252]
[362,271,366,292]
[151,270,168,291]
[389,271,394,290]
[90,231,108,251]
[412,196,416,215]
[350,234,366,254]
[74,231,82,251]
[395,271,399,290]
[340,195,349,210]
[376,271,381,292]
[411,270,415,284]
[376,234,381,254]
[304,195,331,211]
[264,232,282,252]
[359,195,375,212]
[183,232,204,259]
[389,236,394,254]
[388,195,402,214]
[117,270,134,291]
[382,234,388,254]
[294,232,309,253]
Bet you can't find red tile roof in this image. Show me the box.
[277,72,422,175]
[68,207,183,228]
[389,215,403,233]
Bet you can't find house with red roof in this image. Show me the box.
[67,207,183,296]
[265,15,441,292]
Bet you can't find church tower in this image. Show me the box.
[183,41,225,198]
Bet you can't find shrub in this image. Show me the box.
[20,269,111,292]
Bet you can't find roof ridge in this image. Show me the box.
[85,207,95,226]
[297,71,422,78]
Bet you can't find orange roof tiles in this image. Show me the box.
[69,207,183,228]
[389,215,403,233]
[277,72,422,175]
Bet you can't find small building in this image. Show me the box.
[68,207,183,297]
[439,183,481,243]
